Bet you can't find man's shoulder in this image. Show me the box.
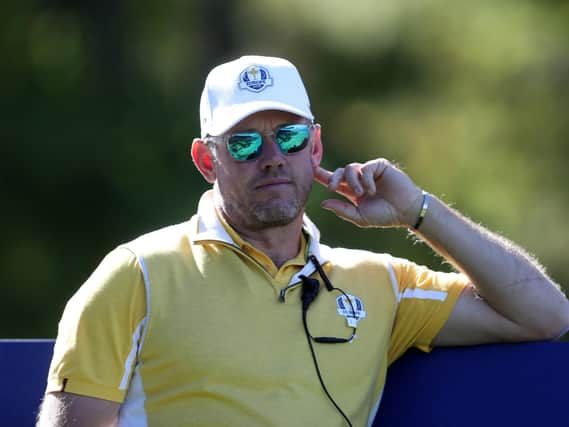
[322,244,394,269]
[119,217,197,259]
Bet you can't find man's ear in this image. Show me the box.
[311,124,323,168]
[191,138,216,184]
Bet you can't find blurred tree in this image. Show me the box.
[1,0,567,339]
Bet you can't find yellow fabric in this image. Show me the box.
[46,192,468,426]
[387,257,468,363]
[47,248,146,403]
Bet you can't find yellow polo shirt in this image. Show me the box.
[47,191,467,426]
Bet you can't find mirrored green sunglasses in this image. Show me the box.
[210,123,313,161]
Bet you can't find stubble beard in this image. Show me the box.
[252,197,301,227]
[218,180,313,231]
[246,180,312,229]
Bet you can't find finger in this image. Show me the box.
[313,166,333,186]
[315,166,359,201]
[344,163,364,196]
[360,163,376,195]
[321,199,365,227]
[328,168,345,192]
[373,158,391,180]
[364,159,391,193]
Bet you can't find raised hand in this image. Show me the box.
[314,158,423,228]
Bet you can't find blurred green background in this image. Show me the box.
[2,0,568,338]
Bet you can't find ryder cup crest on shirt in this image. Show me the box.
[199,55,314,138]
[336,294,366,327]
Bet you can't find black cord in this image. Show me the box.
[299,257,357,426]
[308,255,334,291]
[302,307,353,427]
[309,255,361,325]
[307,255,358,340]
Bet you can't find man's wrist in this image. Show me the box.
[412,191,430,230]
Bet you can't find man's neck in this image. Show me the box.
[236,221,304,269]
[215,207,304,269]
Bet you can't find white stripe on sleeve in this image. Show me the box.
[401,288,447,301]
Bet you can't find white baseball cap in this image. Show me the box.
[199,55,314,138]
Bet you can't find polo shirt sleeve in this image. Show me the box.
[46,247,147,403]
[387,256,469,365]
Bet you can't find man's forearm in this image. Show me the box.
[415,193,569,339]
[37,392,119,427]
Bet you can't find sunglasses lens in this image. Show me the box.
[276,124,310,154]
[226,124,311,161]
[227,133,263,161]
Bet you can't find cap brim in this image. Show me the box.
[204,101,314,137]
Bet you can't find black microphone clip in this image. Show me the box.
[300,275,320,311]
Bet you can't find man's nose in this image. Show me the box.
[258,135,285,170]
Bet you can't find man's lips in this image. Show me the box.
[255,179,292,189]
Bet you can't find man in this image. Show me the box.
[38,56,569,426]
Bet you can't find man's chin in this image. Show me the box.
[253,203,300,227]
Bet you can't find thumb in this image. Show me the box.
[314,166,332,186]
[321,199,365,227]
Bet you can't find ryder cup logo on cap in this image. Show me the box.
[239,66,273,92]
[200,55,314,138]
